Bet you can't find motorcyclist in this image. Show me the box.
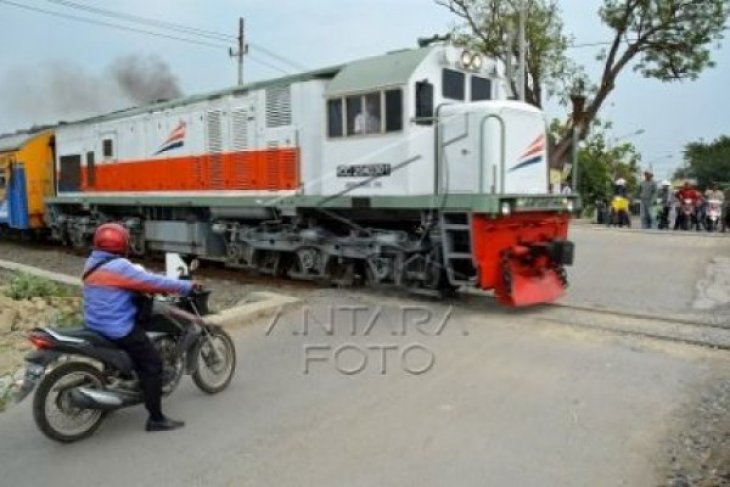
[705,182,725,203]
[674,181,701,230]
[657,180,673,229]
[82,223,200,432]
[609,178,631,227]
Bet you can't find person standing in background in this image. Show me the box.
[636,171,658,229]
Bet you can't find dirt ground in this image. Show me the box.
[0,271,82,379]
[663,373,730,486]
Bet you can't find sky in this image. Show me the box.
[0,0,728,180]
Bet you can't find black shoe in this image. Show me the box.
[145,416,185,432]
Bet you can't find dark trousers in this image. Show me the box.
[112,325,164,421]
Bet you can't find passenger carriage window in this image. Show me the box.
[442,69,465,100]
[327,99,344,138]
[471,76,492,101]
[102,139,114,159]
[415,81,434,125]
[385,89,403,133]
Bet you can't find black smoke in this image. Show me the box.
[0,54,183,133]
[110,55,182,104]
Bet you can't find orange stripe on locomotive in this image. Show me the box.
[78,148,300,192]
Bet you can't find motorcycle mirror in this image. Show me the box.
[189,259,200,273]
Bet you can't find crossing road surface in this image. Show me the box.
[0,225,729,486]
[565,225,730,320]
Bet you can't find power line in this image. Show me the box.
[0,0,226,49]
[249,42,308,72]
[0,0,296,76]
[44,0,234,42]
[570,25,729,49]
[44,0,308,71]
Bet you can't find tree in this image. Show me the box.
[438,0,729,168]
[675,135,730,187]
[436,0,579,109]
[551,118,640,207]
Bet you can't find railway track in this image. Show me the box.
[1,237,729,353]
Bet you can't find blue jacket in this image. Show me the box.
[82,250,193,339]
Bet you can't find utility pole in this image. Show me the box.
[229,17,247,85]
[517,0,527,102]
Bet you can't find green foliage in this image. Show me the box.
[3,273,72,301]
[675,135,730,188]
[439,0,729,168]
[0,384,12,413]
[436,0,581,108]
[53,308,83,328]
[551,118,640,206]
[600,0,727,82]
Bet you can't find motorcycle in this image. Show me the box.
[705,199,722,232]
[12,258,236,443]
[676,198,697,231]
[608,195,631,228]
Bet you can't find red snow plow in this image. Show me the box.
[471,212,574,307]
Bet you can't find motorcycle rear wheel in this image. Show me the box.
[192,327,236,394]
[33,362,106,443]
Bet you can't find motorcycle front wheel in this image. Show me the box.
[192,327,236,394]
[32,362,106,443]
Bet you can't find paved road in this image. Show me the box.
[1,226,729,485]
[0,294,726,486]
[565,225,729,320]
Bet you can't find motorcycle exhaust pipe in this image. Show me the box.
[68,387,141,411]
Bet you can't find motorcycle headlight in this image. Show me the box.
[566,199,575,212]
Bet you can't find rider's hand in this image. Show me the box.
[190,280,204,292]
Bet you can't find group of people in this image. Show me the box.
[608,171,728,230]
[611,171,726,231]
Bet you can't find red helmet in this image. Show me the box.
[93,223,130,255]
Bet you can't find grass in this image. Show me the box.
[3,273,75,300]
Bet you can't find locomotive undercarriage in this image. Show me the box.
[49,205,463,297]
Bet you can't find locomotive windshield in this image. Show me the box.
[471,76,492,101]
[442,68,466,100]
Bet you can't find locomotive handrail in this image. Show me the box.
[478,114,506,194]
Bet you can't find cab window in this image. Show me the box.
[471,76,492,101]
[442,69,465,100]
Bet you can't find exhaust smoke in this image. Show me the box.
[0,54,183,133]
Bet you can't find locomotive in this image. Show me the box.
[2,42,577,306]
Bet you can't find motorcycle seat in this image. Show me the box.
[50,327,118,349]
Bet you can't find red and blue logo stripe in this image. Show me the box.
[155,120,186,155]
[509,135,545,172]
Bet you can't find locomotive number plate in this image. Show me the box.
[336,164,392,178]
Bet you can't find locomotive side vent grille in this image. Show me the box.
[265,85,292,128]
[231,108,249,150]
[207,110,224,189]
[207,110,224,153]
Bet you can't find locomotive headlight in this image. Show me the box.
[471,54,483,70]
[501,201,512,216]
[460,50,473,68]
